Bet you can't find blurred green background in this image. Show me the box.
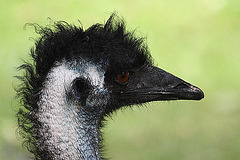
[1,0,240,159]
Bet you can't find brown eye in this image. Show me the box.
[116,71,130,83]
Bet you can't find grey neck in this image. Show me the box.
[33,94,102,160]
[32,62,103,160]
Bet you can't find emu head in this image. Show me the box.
[17,14,204,159]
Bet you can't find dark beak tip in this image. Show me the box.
[189,85,204,100]
[195,90,204,100]
[198,89,204,100]
[174,83,204,100]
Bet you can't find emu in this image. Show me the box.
[16,14,204,160]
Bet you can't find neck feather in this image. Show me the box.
[32,63,103,160]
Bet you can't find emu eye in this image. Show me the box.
[116,71,130,83]
[72,78,90,99]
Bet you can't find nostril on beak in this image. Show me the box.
[174,83,188,90]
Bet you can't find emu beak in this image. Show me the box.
[117,66,204,104]
[142,66,204,101]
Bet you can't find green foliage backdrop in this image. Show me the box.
[0,0,240,159]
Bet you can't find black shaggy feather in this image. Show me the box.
[16,14,152,159]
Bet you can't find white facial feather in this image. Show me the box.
[35,59,107,159]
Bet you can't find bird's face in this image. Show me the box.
[103,62,204,114]
[66,57,204,117]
